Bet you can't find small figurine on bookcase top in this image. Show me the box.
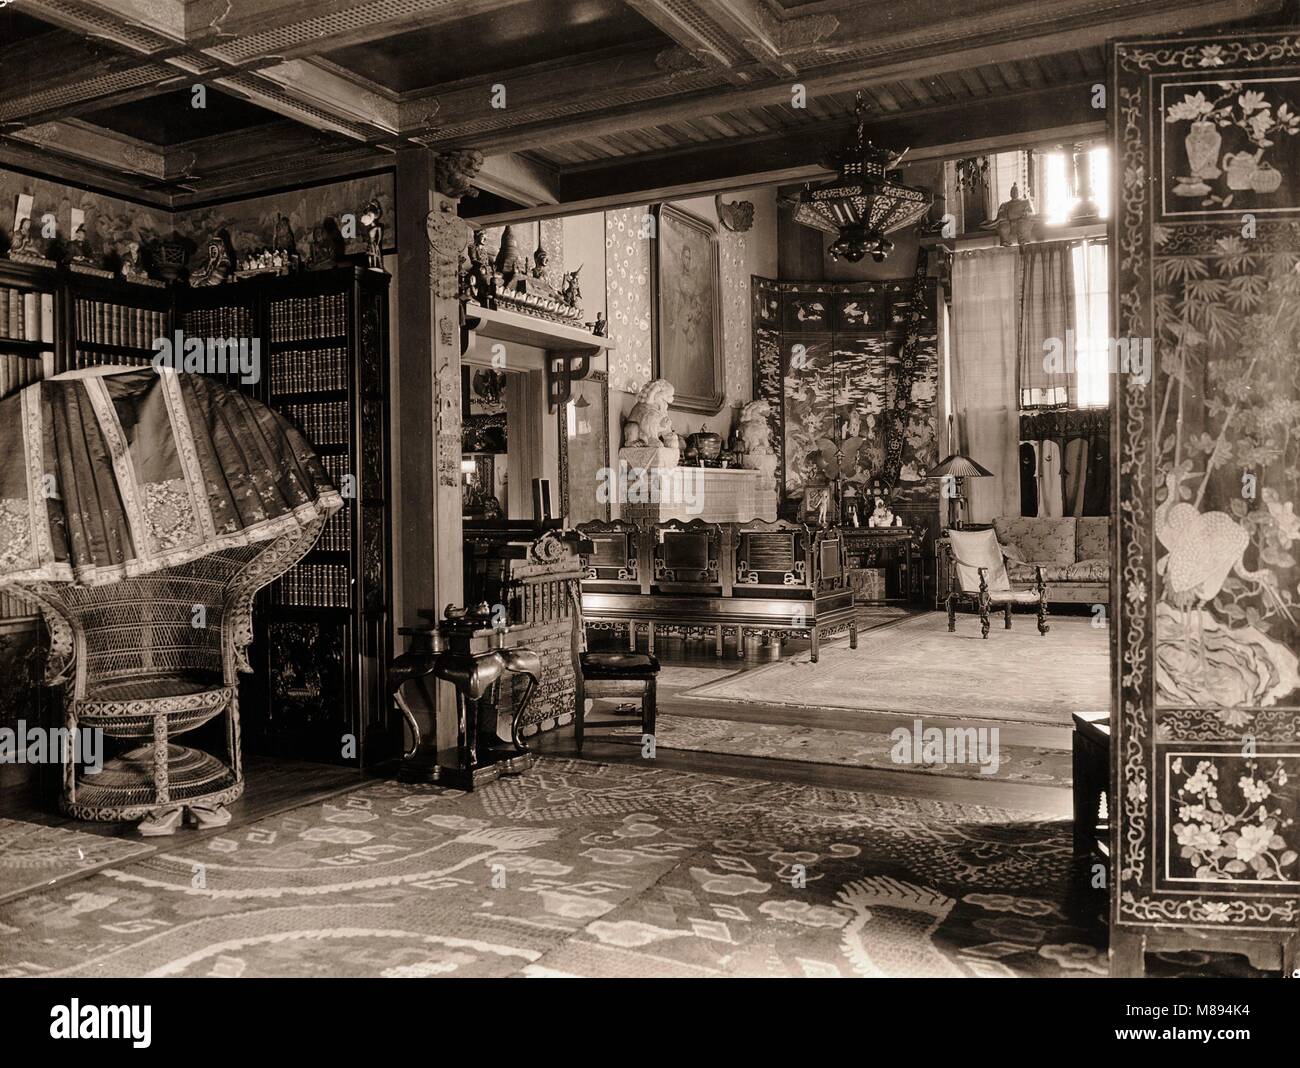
[66,212,113,278]
[307,218,345,272]
[190,229,235,286]
[119,241,164,287]
[586,311,608,337]
[6,196,56,267]
[360,199,385,271]
[273,214,298,267]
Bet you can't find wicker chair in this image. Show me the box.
[18,526,321,834]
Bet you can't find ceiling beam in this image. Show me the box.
[623,1,760,85]
[473,152,561,207]
[425,0,1278,153]
[466,83,1105,224]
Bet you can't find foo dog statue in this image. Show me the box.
[622,379,680,450]
[736,399,777,482]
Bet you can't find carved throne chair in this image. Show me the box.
[945,528,1049,638]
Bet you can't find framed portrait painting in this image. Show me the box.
[651,204,724,414]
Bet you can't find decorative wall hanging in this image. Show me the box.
[715,196,755,233]
[1112,30,1300,973]
[651,203,724,414]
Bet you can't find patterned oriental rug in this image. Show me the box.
[0,819,150,904]
[0,761,1261,978]
[681,612,1110,726]
[603,714,1073,787]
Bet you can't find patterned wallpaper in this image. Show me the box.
[604,206,653,395]
[719,228,751,408]
[603,204,755,407]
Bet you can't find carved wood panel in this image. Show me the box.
[1113,31,1300,933]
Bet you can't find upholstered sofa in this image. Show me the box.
[992,516,1110,605]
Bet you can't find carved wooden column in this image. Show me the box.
[394,146,476,775]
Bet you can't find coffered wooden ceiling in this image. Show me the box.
[0,0,1287,216]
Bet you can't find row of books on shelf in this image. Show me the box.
[182,306,254,338]
[77,300,167,350]
[75,350,152,370]
[0,353,46,399]
[269,346,349,395]
[271,294,347,342]
[317,510,351,553]
[0,287,55,343]
[270,563,351,609]
[0,590,37,620]
[282,400,350,447]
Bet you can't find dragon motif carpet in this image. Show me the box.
[0,760,1262,978]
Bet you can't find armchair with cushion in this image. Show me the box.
[945,529,1049,638]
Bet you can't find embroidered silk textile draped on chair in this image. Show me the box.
[0,368,342,586]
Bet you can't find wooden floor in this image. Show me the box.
[0,755,375,839]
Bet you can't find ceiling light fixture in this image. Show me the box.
[795,92,932,263]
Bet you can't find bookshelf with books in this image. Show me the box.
[0,259,176,632]
[176,267,394,768]
[0,260,58,402]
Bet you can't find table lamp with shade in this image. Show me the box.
[927,452,993,530]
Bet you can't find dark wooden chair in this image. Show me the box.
[570,584,659,752]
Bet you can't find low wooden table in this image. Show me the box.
[1071,710,1110,862]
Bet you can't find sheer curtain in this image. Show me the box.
[1019,241,1076,407]
[950,247,1021,524]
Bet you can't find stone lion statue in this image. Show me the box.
[622,378,680,449]
[736,399,777,481]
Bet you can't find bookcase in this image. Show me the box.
[178,268,394,768]
[0,259,394,770]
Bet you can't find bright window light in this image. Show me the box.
[1041,147,1110,225]
[1071,239,1110,409]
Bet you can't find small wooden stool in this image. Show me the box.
[575,651,659,753]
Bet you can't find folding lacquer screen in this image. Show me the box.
[1111,30,1300,975]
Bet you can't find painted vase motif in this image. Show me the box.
[1185,121,1223,179]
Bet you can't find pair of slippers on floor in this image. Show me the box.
[137,803,231,836]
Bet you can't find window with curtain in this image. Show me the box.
[1018,238,1110,410]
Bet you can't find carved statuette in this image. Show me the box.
[622,379,680,449]
[190,230,235,286]
[360,198,385,270]
[736,399,777,482]
[434,149,484,200]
